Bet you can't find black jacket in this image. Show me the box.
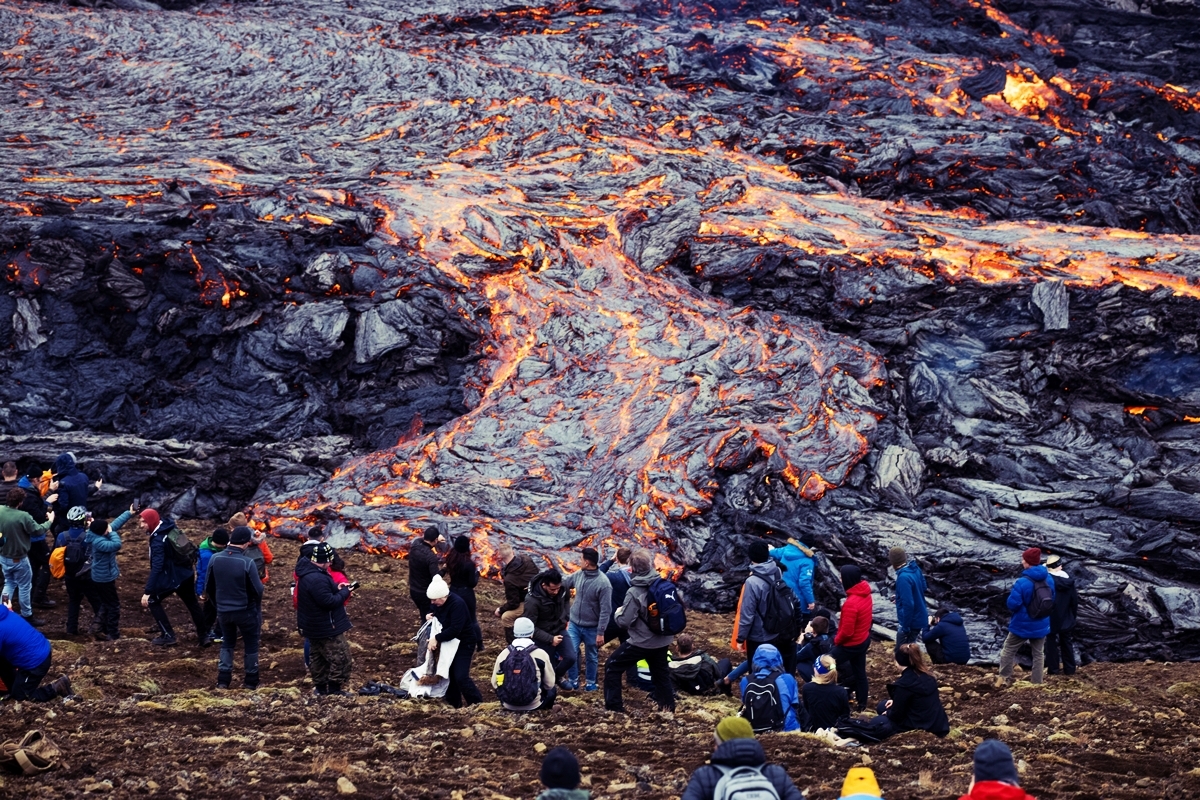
[522,570,571,647]
[601,561,631,625]
[1049,572,1079,633]
[408,539,441,595]
[884,668,950,737]
[296,558,352,640]
[433,591,481,644]
[802,680,852,731]
[206,548,264,614]
[500,553,541,613]
[923,612,971,664]
[680,738,805,800]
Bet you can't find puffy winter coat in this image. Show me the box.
[407,538,441,596]
[14,477,47,523]
[144,519,194,595]
[737,560,784,644]
[53,453,92,513]
[958,782,1037,800]
[894,560,929,632]
[884,668,950,736]
[0,605,51,669]
[802,680,852,731]
[738,643,801,732]
[924,612,971,664]
[679,736,805,800]
[295,558,352,639]
[195,536,226,596]
[835,581,873,647]
[1049,571,1078,634]
[523,570,572,647]
[770,543,816,609]
[1006,565,1055,639]
[89,509,129,584]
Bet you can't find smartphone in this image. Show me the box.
[349,581,361,591]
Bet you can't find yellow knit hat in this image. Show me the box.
[715,716,755,742]
[840,766,882,798]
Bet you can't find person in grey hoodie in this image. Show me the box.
[603,549,675,713]
[737,540,796,675]
[561,547,612,691]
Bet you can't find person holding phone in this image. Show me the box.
[295,542,355,695]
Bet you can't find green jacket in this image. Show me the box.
[0,505,52,559]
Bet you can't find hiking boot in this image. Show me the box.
[151,634,178,647]
[51,675,72,697]
[326,682,350,696]
[26,615,46,628]
[313,683,329,696]
[559,680,578,691]
[198,637,212,649]
[32,597,57,609]
[244,674,260,691]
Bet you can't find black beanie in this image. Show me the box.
[748,540,771,564]
[453,535,471,554]
[212,528,231,547]
[89,518,108,536]
[840,564,863,588]
[540,746,580,790]
[307,525,324,541]
[973,739,1020,785]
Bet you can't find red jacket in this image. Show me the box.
[959,782,1036,800]
[835,581,873,647]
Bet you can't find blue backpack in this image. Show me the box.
[645,578,687,635]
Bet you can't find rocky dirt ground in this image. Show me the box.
[2,527,1199,799]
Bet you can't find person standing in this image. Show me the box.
[0,488,53,626]
[85,512,125,641]
[427,574,483,708]
[138,508,207,647]
[0,605,71,702]
[54,506,101,635]
[1045,555,1079,676]
[3,463,55,610]
[999,548,1054,685]
[831,564,873,711]
[495,544,541,642]
[408,527,442,622]
[445,535,480,622]
[47,453,100,536]
[204,526,264,689]
[295,542,355,695]
[603,549,675,713]
[889,546,929,645]
[561,547,612,691]
[736,540,797,675]
[770,535,817,617]
[523,569,576,681]
[196,528,229,645]
[600,546,632,644]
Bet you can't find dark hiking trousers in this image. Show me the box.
[0,654,57,702]
[604,642,675,712]
[217,607,261,687]
[832,639,871,711]
[148,574,206,640]
[91,580,121,638]
[64,573,101,634]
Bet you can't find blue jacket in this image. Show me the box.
[88,509,130,584]
[770,544,816,609]
[738,643,801,732]
[53,453,92,513]
[195,537,226,597]
[923,612,970,664]
[0,605,52,670]
[1007,565,1055,639]
[894,560,929,632]
[144,518,193,595]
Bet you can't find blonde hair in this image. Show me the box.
[812,654,838,684]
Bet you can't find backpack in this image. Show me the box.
[645,577,687,635]
[1026,578,1055,620]
[49,547,67,580]
[712,764,781,800]
[670,653,722,695]
[741,668,786,733]
[165,527,199,566]
[495,644,542,707]
[63,530,91,577]
[761,577,802,642]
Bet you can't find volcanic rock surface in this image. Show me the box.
[3,0,1200,659]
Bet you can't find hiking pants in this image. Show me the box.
[410,590,432,626]
[445,639,483,708]
[64,573,101,634]
[0,556,34,619]
[91,580,121,638]
[218,607,261,687]
[832,639,870,711]
[28,539,51,602]
[310,633,353,687]
[147,574,206,640]
[1046,630,1077,675]
[201,597,222,641]
[1000,632,1046,684]
[567,621,599,687]
[0,654,57,702]
[604,642,675,712]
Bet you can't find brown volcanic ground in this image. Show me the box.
[1,527,1199,799]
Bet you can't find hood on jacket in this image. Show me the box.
[53,452,78,477]
[939,612,964,627]
[749,561,781,583]
[1022,565,1049,582]
[751,643,784,675]
[200,537,227,553]
[295,557,328,581]
[846,580,872,598]
[710,737,768,768]
[630,570,658,588]
[1050,570,1074,586]
[530,569,566,595]
[16,476,33,490]
[153,517,178,537]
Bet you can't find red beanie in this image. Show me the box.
[1022,547,1041,565]
[140,508,161,531]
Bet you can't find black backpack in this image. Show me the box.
[670,653,722,695]
[741,668,786,733]
[1026,578,1055,620]
[495,644,541,707]
[63,530,91,577]
[761,577,802,642]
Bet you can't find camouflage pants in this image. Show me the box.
[309,633,353,686]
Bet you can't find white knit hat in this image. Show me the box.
[426,574,450,600]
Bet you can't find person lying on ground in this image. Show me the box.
[0,604,71,702]
[492,616,557,712]
[739,642,803,733]
[536,746,589,800]
[958,739,1036,799]
[680,716,805,800]
[923,607,971,665]
[669,633,729,696]
[802,654,852,731]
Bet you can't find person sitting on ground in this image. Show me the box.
[55,506,101,636]
[495,544,541,643]
[680,716,805,800]
[923,607,971,665]
[428,574,483,708]
[295,542,356,695]
[840,766,884,799]
[86,511,125,641]
[875,643,950,738]
[669,633,729,695]
[739,642,803,732]
[795,615,835,681]
[491,616,557,712]
[802,654,852,731]
[523,568,576,682]
[958,739,1036,800]
[0,604,71,702]
[536,746,589,800]
[196,528,229,646]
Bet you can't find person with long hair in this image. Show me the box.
[445,535,480,622]
[877,643,950,737]
[802,654,851,731]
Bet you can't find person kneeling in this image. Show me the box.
[493,617,557,712]
[0,605,71,702]
[680,717,805,800]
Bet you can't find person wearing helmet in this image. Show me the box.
[54,507,101,636]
